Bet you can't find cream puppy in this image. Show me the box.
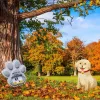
[75,59,97,91]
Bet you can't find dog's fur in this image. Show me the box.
[75,59,97,91]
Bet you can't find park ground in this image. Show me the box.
[0,72,100,100]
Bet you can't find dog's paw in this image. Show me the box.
[1,59,26,87]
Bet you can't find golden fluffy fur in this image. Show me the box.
[75,59,97,91]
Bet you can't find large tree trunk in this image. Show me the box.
[0,0,21,72]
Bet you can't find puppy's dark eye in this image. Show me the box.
[84,63,86,65]
[80,63,81,64]
[15,77,18,81]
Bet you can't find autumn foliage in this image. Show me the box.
[85,41,100,72]
[22,29,65,75]
[22,30,100,75]
[67,37,86,66]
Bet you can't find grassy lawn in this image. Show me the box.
[42,75,100,84]
[42,76,78,83]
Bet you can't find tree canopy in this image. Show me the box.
[22,29,65,75]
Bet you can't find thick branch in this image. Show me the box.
[19,1,81,21]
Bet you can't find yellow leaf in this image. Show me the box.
[45,95,49,99]
[90,1,93,6]
[0,94,3,99]
[52,95,56,99]
[48,90,52,93]
[31,83,35,87]
[74,96,80,100]
[88,93,95,97]
[23,90,31,96]
[74,4,77,7]
[80,3,83,6]
[95,86,100,90]
[34,94,38,97]
[96,0,100,5]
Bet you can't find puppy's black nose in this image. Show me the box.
[15,77,18,81]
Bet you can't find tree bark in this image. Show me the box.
[0,0,21,72]
[0,0,13,23]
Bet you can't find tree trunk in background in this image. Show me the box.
[74,67,77,76]
[38,72,41,76]
[0,0,21,72]
[72,60,77,76]
[37,64,42,76]
[47,71,50,76]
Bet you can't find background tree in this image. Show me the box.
[43,48,64,76]
[22,29,64,76]
[85,41,100,74]
[67,37,86,76]
[22,31,46,76]
[62,48,73,75]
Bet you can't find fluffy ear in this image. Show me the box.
[13,59,21,68]
[1,69,10,78]
[20,65,26,73]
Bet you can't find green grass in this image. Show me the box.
[26,71,100,83]
[41,75,100,84]
[41,76,78,83]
